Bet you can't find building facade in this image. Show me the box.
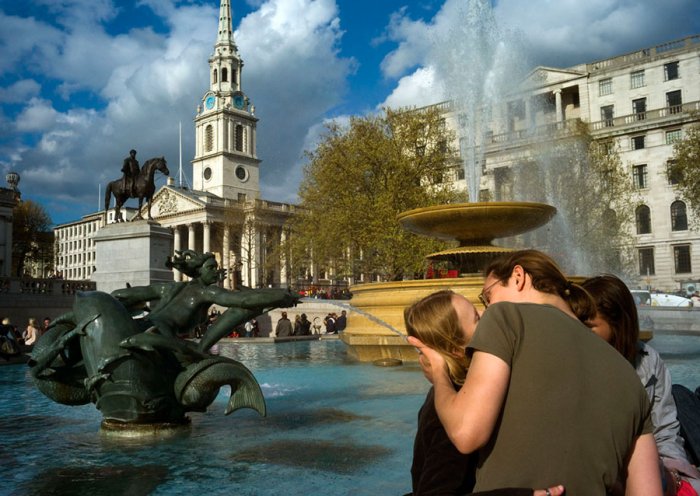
[437,35,700,291]
[54,0,295,289]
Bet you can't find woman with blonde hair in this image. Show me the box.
[409,249,661,494]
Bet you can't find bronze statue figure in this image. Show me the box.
[28,250,301,427]
[121,149,140,197]
[105,155,169,222]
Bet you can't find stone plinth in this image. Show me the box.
[92,221,173,294]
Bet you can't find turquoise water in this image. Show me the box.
[2,334,700,496]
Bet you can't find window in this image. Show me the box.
[664,61,679,81]
[601,105,614,127]
[674,245,691,273]
[667,90,682,113]
[666,129,682,145]
[238,193,247,202]
[667,160,681,185]
[671,201,688,231]
[632,135,645,150]
[204,124,214,152]
[632,98,647,120]
[639,248,655,276]
[222,68,228,82]
[630,70,645,89]
[599,78,613,96]
[235,124,244,152]
[635,205,651,234]
[632,164,648,189]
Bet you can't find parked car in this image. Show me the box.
[631,290,692,307]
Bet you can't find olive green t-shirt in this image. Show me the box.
[468,302,652,494]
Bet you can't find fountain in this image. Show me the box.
[28,250,300,435]
[340,201,557,362]
[340,0,548,362]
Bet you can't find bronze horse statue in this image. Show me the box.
[105,156,169,221]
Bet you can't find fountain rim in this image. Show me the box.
[397,201,557,243]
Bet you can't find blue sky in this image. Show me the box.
[1,0,699,226]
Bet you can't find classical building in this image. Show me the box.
[54,0,295,289]
[0,172,20,278]
[436,35,700,292]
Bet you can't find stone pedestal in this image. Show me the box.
[92,221,173,294]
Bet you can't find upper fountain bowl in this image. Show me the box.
[397,202,557,245]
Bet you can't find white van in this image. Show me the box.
[631,290,692,307]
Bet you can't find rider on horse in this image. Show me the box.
[121,149,140,197]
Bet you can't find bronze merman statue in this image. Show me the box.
[28,250,300,429]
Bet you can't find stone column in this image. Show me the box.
[203,221,211,254]
[524,97,532,129]
[554,89,563,124]
[187,223,196,251]
[173,225,182,282]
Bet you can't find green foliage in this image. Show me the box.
[669,123,700,223]
[288,107,461,282]
[12,200,53,277]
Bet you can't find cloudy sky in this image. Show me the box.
[1,0,699,226]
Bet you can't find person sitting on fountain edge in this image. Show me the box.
[111,250,299,352]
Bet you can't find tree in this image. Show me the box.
[505,120,637,276]
[12,200,53,277]
[288,106,462,282]
[669,123,700,222]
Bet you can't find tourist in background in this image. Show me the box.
[23,318,39,346]
[275,312,292,337]
[583,274,700,495]
[293,314,302,336]
[41,317,51,337]
[298,314,311,336]
[324,313,336,334]
[244,319,254,338]
[408,250,661,494]
[335,310,347,332]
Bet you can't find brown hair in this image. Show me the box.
[484,249,596,322]
[581,275,639,365]
[404,290,469,385]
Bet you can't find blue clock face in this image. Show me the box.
[205,96,215,110]
[234,95,244,109]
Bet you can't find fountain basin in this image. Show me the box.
[340,276,484,362]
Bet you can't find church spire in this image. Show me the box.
[216,0,236,50]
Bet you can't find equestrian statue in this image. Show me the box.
[105,150,169,221]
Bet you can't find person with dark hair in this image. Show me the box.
[112,249,299,352]
[275,312,292,337]
[583,274,700,495]
[409,250,661,495]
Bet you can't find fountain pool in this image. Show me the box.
[3,335,700,495]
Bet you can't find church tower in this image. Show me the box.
[192,0,260,200]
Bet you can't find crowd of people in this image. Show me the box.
[404,249,700,496]
[273,310,347,337]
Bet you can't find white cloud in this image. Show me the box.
[0,79,41,103]
[379,66,444,110]
[15,99,59,132]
